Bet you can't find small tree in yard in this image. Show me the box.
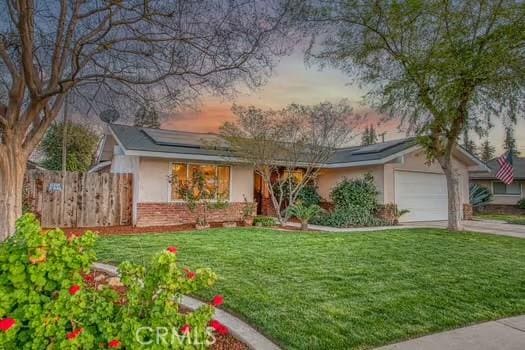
[0,0,293,240]
[220,101,352,226]
[40,121,99,172]
[294,0,525,230]
[288,202,323,230]
[172,169,227,229]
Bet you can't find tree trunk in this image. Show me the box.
[438,156,463,231]
[0,142,27,241]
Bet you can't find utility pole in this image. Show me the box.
[61,95,69,176]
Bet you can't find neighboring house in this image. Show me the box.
[470,157,525,209]
[94,124,488,226]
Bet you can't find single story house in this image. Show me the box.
[470,157,525,212]
[94,124,488,226]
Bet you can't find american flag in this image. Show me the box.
[496,152,514,185]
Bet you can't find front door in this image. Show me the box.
[254,173,263,215]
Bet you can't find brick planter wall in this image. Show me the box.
[376,204,398,224]
[136,202,254,227]
[463,203,473,220]
[474,204,525,215]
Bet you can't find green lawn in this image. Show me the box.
[95,228,525,350]
[475,213,525,225]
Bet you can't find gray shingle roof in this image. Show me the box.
[470,156,525,180]
[110,124,230,157]
[109,124,418,165]
[327,138,416,164]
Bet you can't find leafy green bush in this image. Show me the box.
[517,198,525,209]
[253,216,276,227]
[330,173,379,212]
[296,185,321,207]
[312,206,386,227]
[0,214,223,349]
[288,202,323,229]
[311,174,386,227]
[272,177,321,207]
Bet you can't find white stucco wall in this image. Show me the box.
[317,165,384,202]
[137,158,254,203]
[317,148,471,208]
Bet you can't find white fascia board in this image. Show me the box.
[123,149,242,163]
[455,148,491,172]
[108,125,128,155]
[88,161,112,173]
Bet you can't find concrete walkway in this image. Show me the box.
[285,221,430,233]
[92,263,281,350]
[376,315,525,350]
[286,220,525,239]
[403,220,525,239]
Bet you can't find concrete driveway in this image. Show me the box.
[403,220,525,239]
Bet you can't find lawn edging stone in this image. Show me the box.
[92,262,281,350]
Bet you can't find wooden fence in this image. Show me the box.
[25,170,133,228]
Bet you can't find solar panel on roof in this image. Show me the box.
[352,139,407,155]
[142,129,228,148]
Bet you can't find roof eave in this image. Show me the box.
[321,145,421,168]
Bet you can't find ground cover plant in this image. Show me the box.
[96,227,525,349]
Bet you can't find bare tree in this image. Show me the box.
[220,101,352,225]
[0,0,293,239]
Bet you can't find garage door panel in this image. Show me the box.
[395,171,448,222]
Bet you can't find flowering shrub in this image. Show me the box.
[0,214,223,349]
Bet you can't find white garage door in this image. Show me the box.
[395,171,448,222]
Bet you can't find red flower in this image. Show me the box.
[84,274,94,283]
[167,246,177,254]
[209,320,228,335]
[69,284,81,296]
[184,268,196,280]
[211,295,224,307]
[0,318,15,332]
[108,339,121,348]
[180,324,191,335]
[66,328,83,340]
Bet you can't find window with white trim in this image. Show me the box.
[170,163,230,201]
[493,181,521,195]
